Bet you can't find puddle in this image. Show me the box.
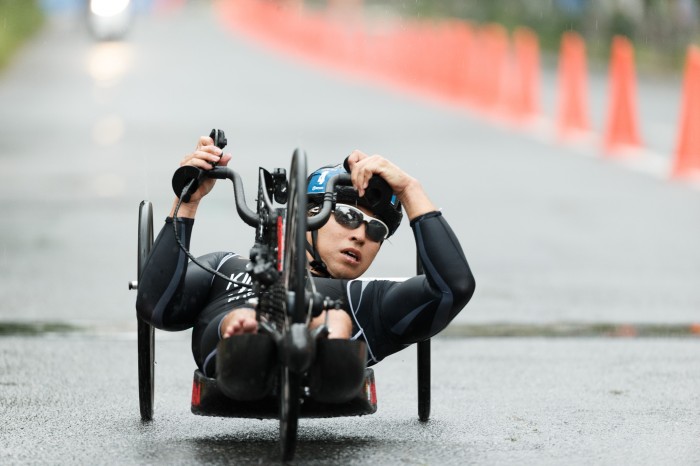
[441,322,700,338]
[0,321,83,336]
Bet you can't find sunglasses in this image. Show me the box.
[333,203,389,243]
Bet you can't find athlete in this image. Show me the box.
[136,135,475,378]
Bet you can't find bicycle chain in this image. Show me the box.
[257,282,287,331]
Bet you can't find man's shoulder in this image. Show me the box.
[352,277,409,283]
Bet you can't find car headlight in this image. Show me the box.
[90,0,131,17]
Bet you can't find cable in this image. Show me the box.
[306,268,316,325]
[172,182,253,289]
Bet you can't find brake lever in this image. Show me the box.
[209,128,228,166]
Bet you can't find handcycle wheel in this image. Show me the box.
[417,339,431,421]
[416,257,431,422]
[279,366,301,461]
[283,148,308,323]
[137,200,155,421]
[278,148,308,460]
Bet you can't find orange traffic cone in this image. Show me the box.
[478,24,509,113]
[511,27,540,122]
[603,36,642,155]
[447,20,473,102]
[671,45,700,178]
[556,31,590,139]
[467,27,488,109]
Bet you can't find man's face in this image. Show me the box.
[306,205,382,279]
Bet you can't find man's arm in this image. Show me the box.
[373,211,474,345]
[136,218,229,330]
[136,135,234,329]
[344,150,475,344]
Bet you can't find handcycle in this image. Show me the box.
[129,130,432,461]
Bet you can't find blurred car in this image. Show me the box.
[86,0,133,41]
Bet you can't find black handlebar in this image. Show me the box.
[171,165,353,231]
[307,173,351,230]
[209,167,260,228]
[171,129,390,232]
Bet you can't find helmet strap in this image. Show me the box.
[306,229,331,278]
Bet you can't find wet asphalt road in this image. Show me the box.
[2,334,699,464]
[1,1,699,327]
[1,1,699,464]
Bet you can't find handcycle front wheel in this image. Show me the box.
[137,200,155,421]
[283,148,308,323]
[277,148,308,460]
[279,366,301,461]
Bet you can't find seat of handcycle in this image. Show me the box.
[191,333,377,419]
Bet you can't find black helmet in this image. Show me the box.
[306,163,402,237]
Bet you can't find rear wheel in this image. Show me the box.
[417,339,431,421]
[137,201,155,421]
[416,258,431,422]
[278,149,308,460]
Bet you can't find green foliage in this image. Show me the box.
[0,0,44,71]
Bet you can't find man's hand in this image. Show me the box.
[181,136,232,203]
[169,136,232,218]
[345,150,437,221]
[220,307,258,338]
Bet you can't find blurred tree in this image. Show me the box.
[346,0,700,71]
[0,0,43,71]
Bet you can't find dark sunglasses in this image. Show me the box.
[333,204,389,243]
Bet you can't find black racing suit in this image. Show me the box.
[136,211,475,377]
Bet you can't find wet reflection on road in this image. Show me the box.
[86,41,132,87]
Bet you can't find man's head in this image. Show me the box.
[305,163,402,279]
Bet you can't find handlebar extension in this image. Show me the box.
[172,166,259,227]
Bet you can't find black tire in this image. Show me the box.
[283,148,308,324]
[137,201,155,421]
[416,257,431,422]
[277,149,307,461]
[417,339,431,422]
[279,366,301,461]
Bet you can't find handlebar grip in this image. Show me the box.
[172,166,203,202]
[341,154,394,210]
[363,176,394,210]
